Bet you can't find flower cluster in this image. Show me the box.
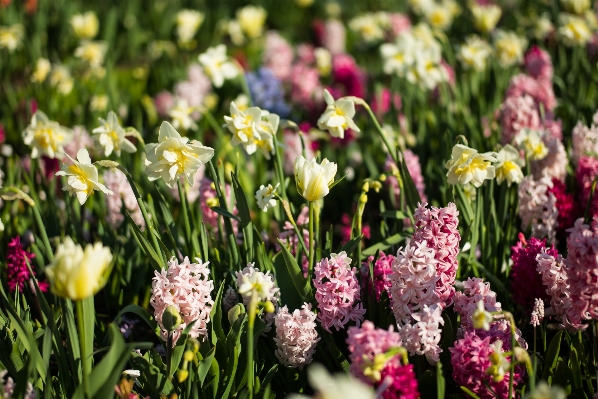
[274,303,320,369]
[535,249,575,329]
[401,304,445,364]
[454,277,502,329]
[235,264,280,332]
[103,169,144,229]
[6,236,47,293]
[246,67,291,117]
[517,175,558,244]
[384,149,427,206]
[360,251,394,302]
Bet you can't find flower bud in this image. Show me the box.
[177,369,189,383]
[361,181,370,192]
[162,305,182,332]
[359,193,368,204]
[263,301,275,313]
[370,181,382,193]
[379,174,387,182]
[294,156,337,202]
[184,350,194,362]
[228,303,246,325]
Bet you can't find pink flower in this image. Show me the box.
[548,179,579,241]
[576,156,598,219]
[154,91,175,117]
[63,126,94,160]
[347,320,402,383]
[360,251,393,301]
[377,357,419,399]
[198,177,238,235]
[453,277,502,328]
[517,175,558,244]
[314,252,366,332]
[543,119,562,141]
[290,63,322,108]
[535,250,576,329]
[401,304,445,364]
[331,54,366,99]
[384,150,428,206]
[6,236,48,292]
[282,128,315,175]
[505,74,557,113]
[150,256,214,344]
[531,134,567,182]
[263,31,294,80]
[500,95,541,144]
[103,169,145,229]
[323,19,346,55]
[341,213,370,244]
[524,46,553,82]
[388,13,411,39]
[274,303,320,369]
[572,120,598,164]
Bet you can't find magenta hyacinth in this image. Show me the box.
[524,46,553,82]
[378,357,420,399]
[360,251,394,302]
[6,236,48,293]
[576,156,598,218]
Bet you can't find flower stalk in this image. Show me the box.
[76,300,91,399]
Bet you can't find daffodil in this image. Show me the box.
[145,121,214,189]
[458,35,493,71]
[236,5,267,39]
[223,102,264,154]
[470,2,502,33]
[534,14,554,40]
[294,156,338,202]
[74,41,108,68]
[558,13,592,46]
[495,144,525,187]
[255,111,280,159]
[560,0,591,15]
[445,144,497,187]
[317,90,360,139]
[22,111,74,159]
[255,183,279,212]
[315,47,332,77]
[45,237,113,300]
[198,45,239,88]
[49,65,74,95]
[55,149,113,205]
[493,30,528,68]
[176,10,204,43]
[425,3,454,30]
[92,111,137,156]
[515,129,548,161]
[168,98,198,131]
[472,300,493,330]
[31,58,51,83]
[349,13,386,43]
[238,269,275,301]
[70,11,99,39]
[90,95,109,112]
[0,24,24,52]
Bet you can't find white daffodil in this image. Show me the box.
[74,41,108,68]
[55,149,113,205]
[31,58,51,83]
[445,144,497,187]
[255,111,280,159]
[317,90,360,139]
[23,111,74,159]
[380,33,417,75]
[486,340,511,382]
[92,111,136,157]
[472,300,493,330]
[236,5,267,39]
[425,3,454,30]
[515,129,548,161]
[145,122,214,189]
[494,30,528,68]
[294,156,338,202]
[223,102,264,155]
[560,0,590,15]
[238,269,275,301]
[0,24,24,52]
[349,13,386,43]
[198,44,239,88]
[558,13,592,46]
[168,98,198,131]
[255,183,279,212]
[534,14,554,40]
[458,35,493,71]
[70,11,99,39]
[49,65,74,95]
[90,95,109,112]
[315,47,332,77]
[470,3,502,33]
[176,10,204,43]
[495,144,525,187]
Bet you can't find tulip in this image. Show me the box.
[294,156,338,202]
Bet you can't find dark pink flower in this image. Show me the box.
[332,54,366,99]
[524,46,553,82]
[6,236,47,292]
[378,357,420,399]
[360,251,394,301]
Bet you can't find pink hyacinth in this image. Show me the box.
[150,256,214,344]
[524,46,553,82]
[576,156,598,218]
[314,252,366,332]
[388,13,411,39]
[500,94,541,144]
[572,120,598,164]
[360,251,394,302]
[154,91,175,117]
[505,74,556,113]
[263,31,294,80]
[401,304,445,364]
[198,177,238,235]
[346,320,402,383]
[331,54,366,99]
[450,330,525,399]
[290,63,322,108]
[274,303,320,369]
[282,128,315,175]
[535,250,576,329]
[517,175,558,244]
[531,134,568,182]
[564,218,598,330]
[543,119,562,141]
[323,19,346,55]
[103,169,145,229]
[377,357,420,399]
[63,126,94,160]
[384,150,428,206]
[6,236,48,293]
[453,277,502,328]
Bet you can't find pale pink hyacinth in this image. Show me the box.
[63,126,94,160]
[384,150,428,206]
[154,91,176,117]
[454,277,502,328]
[524,46,553,82]
[290,63,322,108]
[323,19,346,55]
[314,252,366,332]
[274,303,320,369]
[505,74,557,113]
[531,135,568,182]
[401,304,444,364]
[346,320,402,383]
[235,264,281,332]
[103,169,144,229]
[150,256,214,344]
[282,128,315,175]
[543,119,563,141]
[517,175,558,244]
[263,31,294,80]
[500,94,541,144]
[388,13,411,39]
[198,177,238,235]
[1,370,36,399]
[533,298,545,320]
[564,218,598,330]
[572,120,598,164]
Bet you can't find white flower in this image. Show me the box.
[255,183,279,212]
[70,11,99,39]
[23,111,74,159]
[515,129,548,161]
[287,364,375,399]
[314,47,332,77]
[176,10,204,43]
[255,111,280,159]
[495,144,525,187]
[122,369,141,378]
[236,5,267,39]
[558,13,592,46]
[458,35,493,71]
[425,3,454,30]
[349,13,386,43]
[0,24,24,52]
[494,30,528,68]
[524,382,566,399]
[223,102,264,154]
[294,156,338,202]
[380,34,417,75]
[317,90,360,139]
[534,14,554,40]
[445,144,497,187]
[92,111,136,156]
[31,58,51,83]
[145,121,214,189]
[472,300,493,330]
[50,65,74,95]
[74,41,108,68]
[560,0,591,15]
[238,268,275,301]
[198,45,239,88]
[470,3,502,33]
[56,149,113,205]
[168,98,198,131]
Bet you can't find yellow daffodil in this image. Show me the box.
[236,6,267,39]
[494,30,528,68]
[0,24,24,52]
[317,90,360,139]
[176,10,204,44]
[495,144,525,187]
[31,58,51,83]
[70,11,99,39]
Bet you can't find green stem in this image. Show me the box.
[32,204,54,262]
[178,180,200,256]
[167,331,173,377]
[76,301,90,399]
[355,99,399,166]
[247,295,257,399]
[272,132,287,202]
[308,201,315,281]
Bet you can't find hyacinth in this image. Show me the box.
[572,120,598,164]
[331,54,366,99]
[282,128,315,175]
[377,357,419,399]
[173,64,212,113]
[547,179,578,241]
[0,370,36,399]
[246,67,291,118]
[262,31,294,80]
[6,236,48,293]
[63,126,94,160]
[450,330,524,399]
[453,277,502,328]
[564,218,598,330]
[384,150,428,206]
[536,250,576,329]
[360,251,393,302]
[103,169,144,229]
[517,175,558,244]
[500,94,541,145]
[346,321,402,383]
[576,156,598,218]
[274,303,320,369]
[235,264,280,332]
[505,74,557,113]
[509,235,554,310]
[314,252,365,332]
[323,19,346,55]
[401,304,444,364]
[290,61,322,109]
[150,256,214,344]
[531,135,568,182]
[524,46,553,82]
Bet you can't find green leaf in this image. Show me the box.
[569,346,583,396]
[198,346,217,386]
[276,239,313,302]
[542,330,563,383]
[436,362,445,399]
[380,210,408,219]
[338,236,362,259]
[273,253,302,311]
[460,386,482,399]
[230,172,251,229]
[211,282,226,345]
[211,206,242,222]
[125,210,162,270]
[81,297,95,379]
[419,370,437,399]
[362,233,407,256]
[396,148,421,210]
[130,350,174,396]
[170,321,197,377]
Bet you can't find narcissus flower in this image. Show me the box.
[92,111,136,156]
[45,237,113,300]
[223,102,264,155]
[168,98,198,131]
[317,90,360,139]
[56,149,113,205]
[445,144,497,187]
[472,300,493,330]
[31,58,51,83]
[236,5,267,39]
[70,11,99,39]
[74,41,107,68]
[470,3,502,33]
[23,111,74,159]
[457,35,493,71]
[294,156,338,201]
[560,0,590,14]
[255,183,279,212]
[493,30,528,68]
[558,13,592,46]
[0,24,24,52]
[515,129,548,161]
[495,144,525,187]
[176,10,204,43]
[145,122,214,189]
[198,45,239,88]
